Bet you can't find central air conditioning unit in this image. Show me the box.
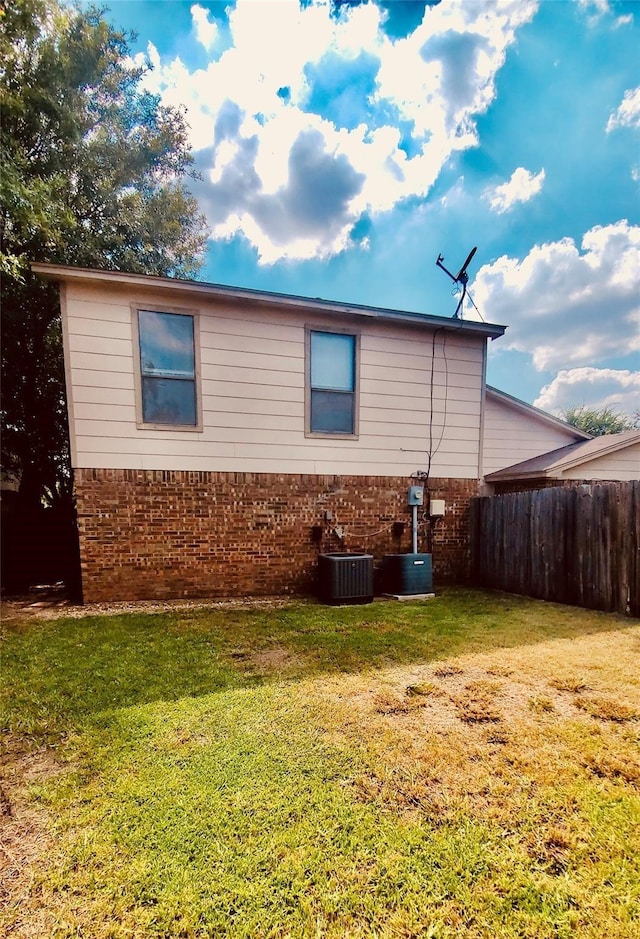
[318,552,374,605]
[382,553,433,596]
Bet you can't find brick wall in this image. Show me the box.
[74,469,479,602]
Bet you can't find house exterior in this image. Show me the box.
[33,262,601,603]
[481,386,591,477]
[485,429,640,491]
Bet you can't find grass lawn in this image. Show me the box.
[1,588,639,938]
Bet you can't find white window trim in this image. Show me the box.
[131,303,203,432]
[304,324,360,440]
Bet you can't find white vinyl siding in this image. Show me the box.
[482,392,583,476]
[62,282,486,478]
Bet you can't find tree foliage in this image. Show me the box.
[562,405,638,437]
[1,0,209,505]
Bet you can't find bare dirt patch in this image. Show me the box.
[249,647,306,673]
[1,592,299,625]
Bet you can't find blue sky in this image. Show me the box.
[105,0,639,416]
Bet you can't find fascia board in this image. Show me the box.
[31,262,507,340]
[484,468,551,482]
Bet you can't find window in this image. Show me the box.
[307,329,358,436]
[136,309,199,428]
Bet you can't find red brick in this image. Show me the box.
[74,469,478,602]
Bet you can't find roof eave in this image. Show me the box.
[551,431,640,473]
[485,431,640,481]
[31,262,507,340]
[485,468,552,483]
[485,385,592,440]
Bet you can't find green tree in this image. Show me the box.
[1,0,208,506]
[562,404,637,437]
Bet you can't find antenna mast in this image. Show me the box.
[435,246,477,318]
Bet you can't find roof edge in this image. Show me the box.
[484,467,551,482]
[485,429,640,481]
[486,385,592,440]
[552,429,640,473]
[32,262,507,339]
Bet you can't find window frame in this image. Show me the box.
[305,325,360,439]
[132,303,203,432]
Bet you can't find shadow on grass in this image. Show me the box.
[2,587,636,743]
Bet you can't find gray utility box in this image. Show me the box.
[382,553,433,595]
[318,553,374,605]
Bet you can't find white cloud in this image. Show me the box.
[577,0,610,15]
[191,4,218,51]
[484,167,545,213]
[606,86,640,132]
[134,0,538,263]
[578,0,634,27]
[534,367,640,418]
[377,0,538,135]
[471,220,640,371]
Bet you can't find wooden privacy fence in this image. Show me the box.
[1,501,82,597]
[470,481,640,616]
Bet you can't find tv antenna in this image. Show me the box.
[436,246,477,319]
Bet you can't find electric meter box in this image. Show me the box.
[408,485,424,506]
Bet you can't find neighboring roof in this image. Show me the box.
[486,385,592,442]
[31,262,507,341]
[485,429,640,482]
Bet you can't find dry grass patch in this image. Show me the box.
[373,680,445,716]
[433,663,464,678]
[583,749,640,785]
[405,680,443,698]
[486,665,515,677]
[454,679,504,724]
[528,694,556,714]
[309,625,640,840]
[574,694,640,723]
[0,741,63,939]
[549,676,591,694]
